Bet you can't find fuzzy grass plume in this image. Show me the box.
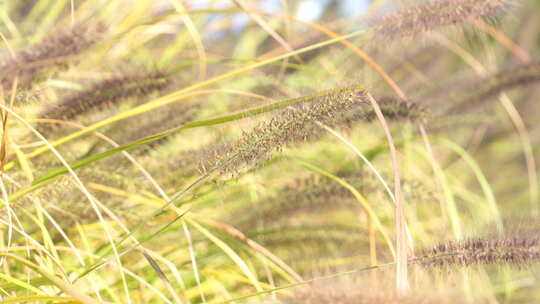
[368,0,513,39]
[2,0,540,303]
[0,23,105,89]
[415,232,540,268]
[39,70,171,123]
[201,86,368,175]
[447,61,540,112]
[202,88,424,176]
[286,279,451,304]
[231,175,362,230]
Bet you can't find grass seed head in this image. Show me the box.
[368,0,513,40]
[202,86,368,176]
[0,22,105,89]
[453,61,540,112]
[203,87,425,177]
[415,233,540,268]
[39,70,171,129]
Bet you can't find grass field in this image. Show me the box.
[1,0,540,303]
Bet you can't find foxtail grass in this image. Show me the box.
[0,22,105,89]
[37,70,171,136]
[415,233,540,268]
[368,0,513,40]
[447,61,540,113]
[40,70,170,121]
[202,88,423,176]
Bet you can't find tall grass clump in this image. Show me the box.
[0,0,539,303]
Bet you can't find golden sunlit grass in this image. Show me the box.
[0,0,539,303]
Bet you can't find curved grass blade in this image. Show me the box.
[0,273,45,295]
[438,138,502,232]
[213,262,394,304]
[187,218,264,293]
[0,253,98,304]
[0,295,78,303]
[291,157,396,258]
